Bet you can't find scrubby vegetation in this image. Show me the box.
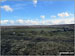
[1,24,74,55]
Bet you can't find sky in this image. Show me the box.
[0,0,74,25]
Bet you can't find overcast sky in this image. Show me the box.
[1,0,74,25]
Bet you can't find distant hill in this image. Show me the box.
[1,24,74,29]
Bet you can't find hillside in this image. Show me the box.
[1,24,74,55]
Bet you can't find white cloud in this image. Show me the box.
[1,5,13,12]
[9,20,14,24]
[16,19,39,25]
[40,17,74,25]
[63,18,74,24]
[0,17,74,25]
[40,15,45,19]
[58,12,70,17]
[0,20,8,24]
[25,20,38,25]
[16,19,24,24]
[40,20,52,25]
[0,20,15,24]
[33,0,38,7]
[51,18,74,24]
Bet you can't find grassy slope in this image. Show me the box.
[1,24,74,55]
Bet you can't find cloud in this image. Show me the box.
[58,12,69,17]
[1,5,13,12]
[40,15,45,19]
[0,20,8,24]
[16,19,24,24]
[1,17,74,25]
[33,0,38,7]
[51,17,74,24]
[40,20,52,25]
[16,19,39,25]
[0,20,15,24]
[25,20,38,25]
[9,20,14,24]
